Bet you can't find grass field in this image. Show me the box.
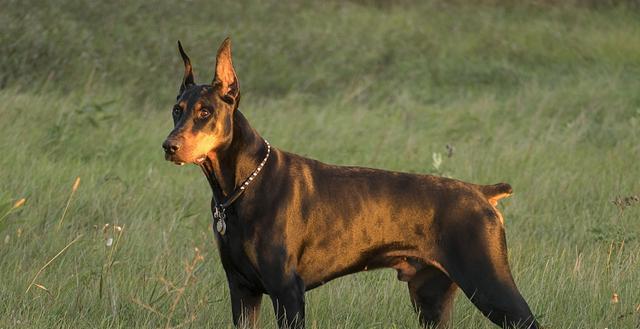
[1,1,640,328]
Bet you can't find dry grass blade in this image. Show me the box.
[25,234,83,294]
[57,176,81,230]
[131,297,168,319]
[164,248,204,329]
[131,247,205,329]
[12,198,27,209]
[33,283,52,296]
[0,198,27,224]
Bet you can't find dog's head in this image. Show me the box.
[162,38,240,165]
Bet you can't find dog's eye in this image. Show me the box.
[172,106,182,117]
[199,108,211,119]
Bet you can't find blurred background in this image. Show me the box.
[1,1,639,328]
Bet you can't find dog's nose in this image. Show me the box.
[162,139,181,154]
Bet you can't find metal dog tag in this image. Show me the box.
[214,206,227,235]
[216,218,226,235]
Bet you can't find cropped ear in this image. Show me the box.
[212,37,239,105]
[178,41,195,96]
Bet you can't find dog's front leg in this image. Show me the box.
[228,277,262,328]
[268,275,305,329]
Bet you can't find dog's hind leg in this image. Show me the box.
[442,210,539,329]
[408,266,458,328]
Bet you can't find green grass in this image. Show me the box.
[1,1,640,328]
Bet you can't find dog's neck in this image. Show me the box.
[200,110,267,199]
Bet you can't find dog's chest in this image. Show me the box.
[213,216,264,290]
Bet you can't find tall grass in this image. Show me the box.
[1,1,639,328]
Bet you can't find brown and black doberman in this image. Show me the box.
[162,38,539,329]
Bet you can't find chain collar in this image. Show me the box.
[209,139,271,235]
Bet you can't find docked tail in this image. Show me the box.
[479,183,513,206]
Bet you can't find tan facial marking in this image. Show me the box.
[190,132,220,156]
[183,117,229,161]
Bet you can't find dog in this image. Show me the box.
[162,38,540,329]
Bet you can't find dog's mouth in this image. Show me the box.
[164,152,207,166]
[164,152,186,166]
